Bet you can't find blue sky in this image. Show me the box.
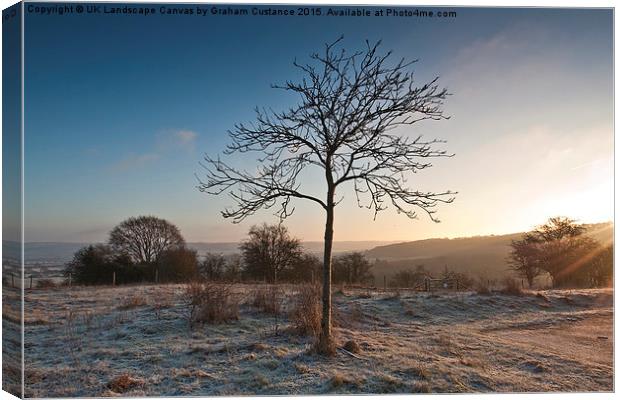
[22,6,613,242]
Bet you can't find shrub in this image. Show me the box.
[500,277,523,296]
[183,281,239,325]
[290,283,321,338]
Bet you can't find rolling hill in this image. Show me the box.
[366,222,613,284]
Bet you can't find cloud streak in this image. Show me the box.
[108,129,198,173]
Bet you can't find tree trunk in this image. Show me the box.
[318,171,336,355]
[318,204,335,354]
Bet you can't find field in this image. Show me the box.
[19,284,613,397]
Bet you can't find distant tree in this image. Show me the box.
[589,244,613,287]
[333,252,374,285]
[390,265,427,288]
[519,217,604,288]
[508,237,542,288]
[284,253,322,283]
[200,253,226,281]
[109,216,185,264]
[198,37,455,353]
[157,247,199,283]
[64,244,132,285]
[223,254,243,282]
[240,224,303,283]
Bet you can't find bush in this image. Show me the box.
[184,281,239,325]
[290,283,321,338]
[500,277,523,296]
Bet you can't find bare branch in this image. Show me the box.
[197,37,455,223]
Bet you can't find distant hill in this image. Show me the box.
[366,222,613,284]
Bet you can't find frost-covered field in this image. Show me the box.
[22,284,612,397]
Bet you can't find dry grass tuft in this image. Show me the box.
[184,281,239,325]
[107,374,145,393]
[330,373,346,388]
[412,381,431,393]
[329,372,361,389]
[342,340,361,354]
[404,362,430,380]
[250,285,284,315]
[117,294,147,310]
[294,362,310,374]
[376,373,404,392]
[290,283,321,338]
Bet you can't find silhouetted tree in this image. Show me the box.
[200,253,226,281]
[508,237,542,288]
[198,37,455,353]
[333,252,374,285]
[517,217,606,288]
[223,254,243,282]
[64,244,132,285]
[157,247,199,283]
[589,244,613,287]
[284,253,322,283]
[240,224,303,283]
[109,216,185,264]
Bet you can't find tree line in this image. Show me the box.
[65,217,376,286]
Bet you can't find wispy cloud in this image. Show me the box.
[108,129,199,173]
[109,152,160,172]
[156,129,198,152]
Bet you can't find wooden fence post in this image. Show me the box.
[155,269,159,284]
[11,273,14,288]
[30,276,33,289]
[68,274,72,287]
[112,271,116,286]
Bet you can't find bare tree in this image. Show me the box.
[332,252,374,285]
[200,253,227,281]
[198,37,455,353]
[240,223,303,283]
[507,237,541,288]
[109,216,185,264]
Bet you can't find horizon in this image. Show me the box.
[19,7,613,243]
[17,218,614,245]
